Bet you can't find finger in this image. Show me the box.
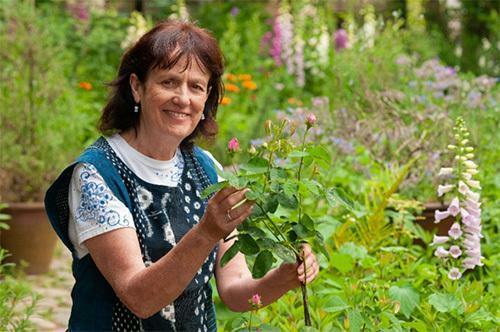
[300,243,312,256]
[228,200,254,219]
[211,186,239,204]
[227,204,253,226]
[221,188,249,210]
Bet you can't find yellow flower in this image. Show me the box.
[220,96,232,105]
[238,74,252,81]
[78,82,93,91]
[242,80,257,90]
[225,83,240,93]
[226,73,238,82]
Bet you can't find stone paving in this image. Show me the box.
[25,241,73,331]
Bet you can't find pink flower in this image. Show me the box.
[434,210,450,223]
[434,246,449,258]
[466,191,480,202]
[306,113,317,127]
[431,235,449,245]
[448,267,462,280]
[228,137,239,152]
[448,222,463,240]
[250,293,262,308]
[437,184,454,197]
[458,181,470,195]
[334,29,349,50]
[447,197,460,216]
[449,245,462,258]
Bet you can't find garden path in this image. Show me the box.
[26,241,72,331]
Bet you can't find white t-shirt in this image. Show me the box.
[68,134,222,258]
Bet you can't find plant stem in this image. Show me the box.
[248,310,253,332]
[297,127,310,227]
[298,251,312,326]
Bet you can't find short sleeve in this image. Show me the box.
[201,149,225,183]
[68,163,135,258]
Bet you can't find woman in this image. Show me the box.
[45,20,318,331]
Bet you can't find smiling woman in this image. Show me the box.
[44,20,318,331]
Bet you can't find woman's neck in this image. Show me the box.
[120,129,179,161]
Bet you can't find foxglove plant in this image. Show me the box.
[432,117,483,280]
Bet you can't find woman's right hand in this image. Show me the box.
[198,186,254,242]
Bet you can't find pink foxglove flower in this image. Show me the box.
[434,246,449,258]
[431,235,449,245]
[438,184,454,197]
[448,222,462,240]
[228,137,240,152]
[449,245,462,258]
[447,197,460,216]
[432,117,483,279]
[434,210,450,223]
[448,267,462,280]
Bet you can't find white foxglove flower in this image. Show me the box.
[466,179,481,189]
[438,184,454,196]
[463,160,478,169]
[466,191,480,202]
[466,168,478,175]
[438,167,454,177]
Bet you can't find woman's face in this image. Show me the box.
[130,56,210,146]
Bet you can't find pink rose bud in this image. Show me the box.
[228,137,239,152]
[251,293,262,308]
[306,113,317,127]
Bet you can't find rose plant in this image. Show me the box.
[204,116,353,328]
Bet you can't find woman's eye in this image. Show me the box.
[162,80,175,87]
[194,85,205,92]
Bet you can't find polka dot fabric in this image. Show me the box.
[87,138,218,331]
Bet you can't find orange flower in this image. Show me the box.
[288,97,296,105]
[225,83,240,93]
[79,82,93,91]
[220,96,232,105]
[226,73,238,82]
[238,74,252,81]
[242,80,257,90]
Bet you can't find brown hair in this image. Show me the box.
[98,20,224,150]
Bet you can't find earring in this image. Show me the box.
[201,113,205,120]
[134,104,139,113]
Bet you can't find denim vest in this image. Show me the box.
[45,137,219,331]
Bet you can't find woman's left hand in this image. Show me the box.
[296,244,319,284]
[276,244,319,287]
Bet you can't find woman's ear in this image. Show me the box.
[129,73,142,103]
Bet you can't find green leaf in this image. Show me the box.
[220,241,241,267]
[428,293,462,313]
[274,243,296,263]
[324,296,350,313]
[301,179,321,196]
[292,223,310,238]
[306,145,331,163]
[326,187,355,210]
[277,193,298,209]
[252,250,276,279]
[201,181,227,198]
[239,156,269,175]
[338,242,368,261]
[238,233,259,255]
[288,150,310,158]
[402,321,428,332]
[388,285,420,318]
[348,309,364,332]
[283,180,298,198]
[300,214,315,230]
[298,327,319,332]
[331,253,354,273]
[245,190,263,201]
[264,195,279,213]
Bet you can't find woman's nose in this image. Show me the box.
[172,86,191,107]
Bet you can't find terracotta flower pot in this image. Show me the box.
[0,202,58,274]
[417,202,455,236]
